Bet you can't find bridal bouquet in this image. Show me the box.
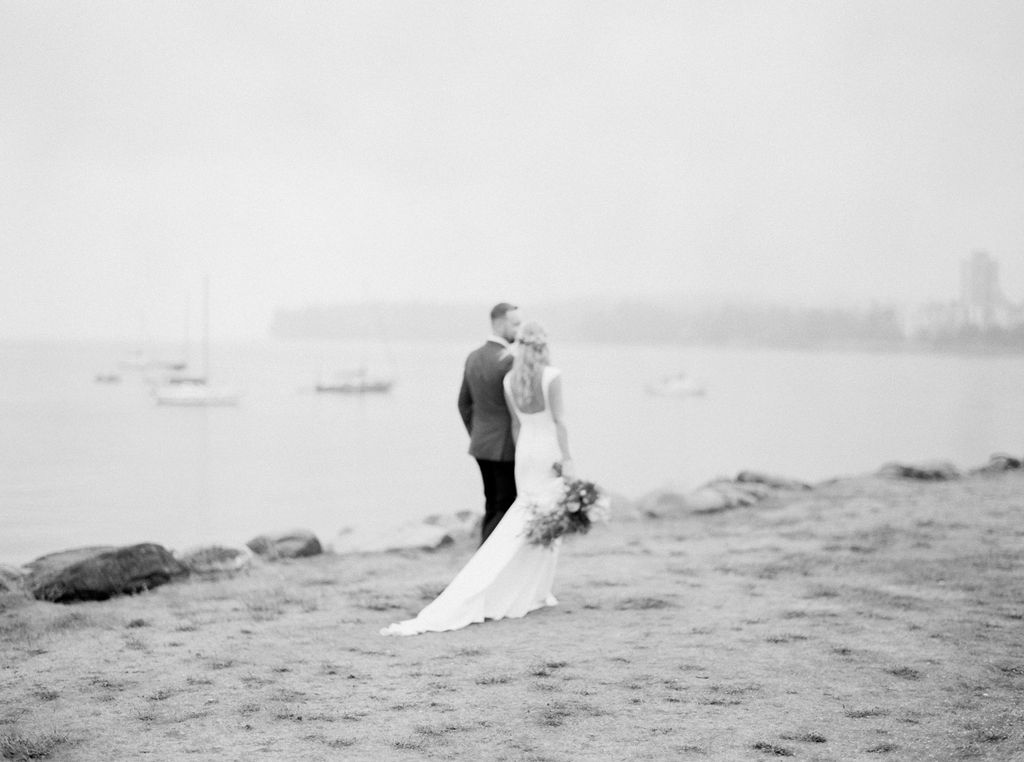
[523,463,611,547]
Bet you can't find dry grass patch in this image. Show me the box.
[764,633,808,644]
[476,674,512,685]
[122,634,147,651]
[145,687,175,702]
[780,732,827,743]
[805,585,841,598]
[45,610,99,633]
[614,596,673,610]
[530,698,605,728]
[0,729,70,760]
[322,737,358,749]
[86,675,129,691]
[529,660,569,677]
[752,740,794,756]
[846,707,891,719]
[353,596,404,612]
[31,688,59,702]
[866,742,898,753]
[3,474,1024,760]
[885,665,923,680]
[416,583,446,600]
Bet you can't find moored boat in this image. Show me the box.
[152,276,240,407]
[645,372,706,397]
[154,380,240,406]
[316,367,394,394]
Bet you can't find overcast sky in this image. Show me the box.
[2,1,1023,340]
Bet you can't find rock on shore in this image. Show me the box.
[174,544,255,576]
[970,453,1023,474]
[24,543,189,603]
[246,530,323,559]
[637,470,811,517]
[878,460,961,480]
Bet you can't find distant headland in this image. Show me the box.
[269,302,1024,354]
[271,252,1023,353]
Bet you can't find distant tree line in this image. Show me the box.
[912,323,1024,353]
[554,301,905,348]
[270,299,1024,352]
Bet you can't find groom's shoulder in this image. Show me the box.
[462,342,488,369]
[464,342,507,374]
[464,342,488,361]
[466,341,501,360]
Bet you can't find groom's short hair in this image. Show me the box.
[490,302,517,321]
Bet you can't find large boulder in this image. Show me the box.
[246,529,322,560]
[736,470,812,491]
[175,544,254,575]
[970,453,1023,475]
[877,460,960,481]
[637,473,803,518]
[25,544,189,603]
[330,521,454,555]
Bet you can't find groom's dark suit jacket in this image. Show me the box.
[458,340,515,462]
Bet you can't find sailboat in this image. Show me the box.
[118,312,189,373]
[153,277,240,406]
[314,301,396,394]
[315,366,394,394]
[645,371,706,397]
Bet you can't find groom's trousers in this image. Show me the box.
[477,459,517,545]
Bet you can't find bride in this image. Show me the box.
[381,321,574,636]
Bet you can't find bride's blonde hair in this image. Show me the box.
[510,321,550,409]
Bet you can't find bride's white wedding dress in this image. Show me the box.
[381,366,564,636]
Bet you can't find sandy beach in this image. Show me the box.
[2,470,1022,761]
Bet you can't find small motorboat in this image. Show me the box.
[154,380,240,406]
[316,367,394,394]
[645,372,706,397]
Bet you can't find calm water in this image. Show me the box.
[2,339,1022,565]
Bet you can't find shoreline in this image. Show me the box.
[2,452,1016,576]
[3,464,1023,760]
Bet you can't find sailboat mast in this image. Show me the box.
[182,295,191,370]
[202,274,210,381]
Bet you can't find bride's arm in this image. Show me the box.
[504,384,520,443]
[548,375,573,477]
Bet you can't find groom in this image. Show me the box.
[458,302,522,544]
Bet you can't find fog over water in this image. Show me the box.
[2,2,1024,341]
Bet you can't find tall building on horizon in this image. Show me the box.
[960,250,1007,328]
[908,250,1023,339]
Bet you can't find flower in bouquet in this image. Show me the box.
[523,462,611,547]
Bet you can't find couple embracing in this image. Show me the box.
[382,303,574,637]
